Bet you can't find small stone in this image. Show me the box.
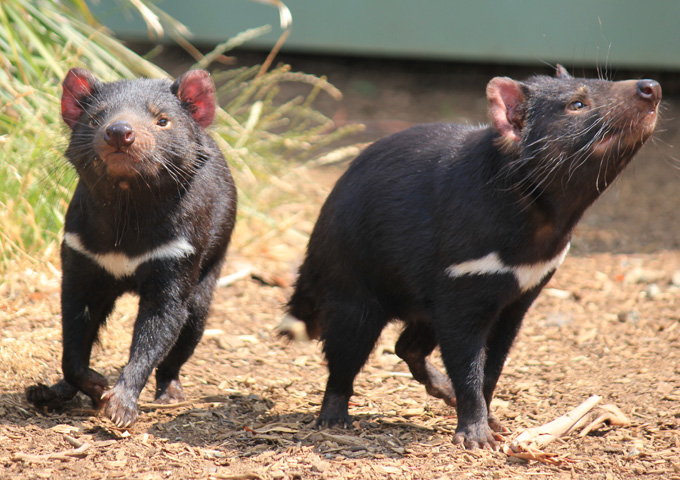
[623,267,666,284]
[618,311,640,324]
[490,398,510,409]
[312,460,330,473]
[646,283,662,299]
[545,312,574,327]
[270,469,285,479]
[671,270,680,287]
[543,288,574,299]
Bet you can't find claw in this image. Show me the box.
[453,421,500,450]
[316,416,351,429]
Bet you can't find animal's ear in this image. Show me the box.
[62,68,98,130]
[555,64,572,79]
[486,77,526,143]
[171,70,216,129]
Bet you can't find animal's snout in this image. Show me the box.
[104,121,136,149]
[636,79,661,104]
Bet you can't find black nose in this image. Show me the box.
[636,79,662,103]
[104,121,135,149]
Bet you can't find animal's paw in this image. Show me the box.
[25,379,78,410]
[317,394,352,428]
[316,412,352,429]
[453,420,503,450]
[488,412,510,434]
[101,385,139,428]
[154,379,185,404]
[26,384,61,409]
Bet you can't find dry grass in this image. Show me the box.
[2,61,680,480]
[1,157,680,479]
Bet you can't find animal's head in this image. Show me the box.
[486,65,661,194]
[61,69,217,194]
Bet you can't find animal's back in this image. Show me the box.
[288,122,496,333]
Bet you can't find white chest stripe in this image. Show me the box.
[445,243,570,292]
[63,232,195,279]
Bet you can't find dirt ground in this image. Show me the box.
[1,55,680,479]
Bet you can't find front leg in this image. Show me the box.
[27,255,117,412]
[440,335,500,450]
[103,274,192,428]
[154,260,222,404]
[482,281,547,433]
[433,281,508,450]
[61,293,115,409]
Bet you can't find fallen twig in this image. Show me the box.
[511,395,602,450]
[63,434,84,448]
[138,400,195,410]
[12,442,91,463]
[504,394,631,465]
[214,474,262,480]
[217,267,253,288]
[317,431,368,447]
[576,403,630,437]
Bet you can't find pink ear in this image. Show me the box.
[555,64,572,79]
[486,77,526,143]
[62,68,97,130]
[172,70,216,129]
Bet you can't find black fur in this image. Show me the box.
[286,67,661,449]
[26,69,236,428]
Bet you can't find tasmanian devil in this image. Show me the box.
[281,66,661,449]
[25,68,236,428]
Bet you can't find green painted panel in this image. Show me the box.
[89,0,680,69]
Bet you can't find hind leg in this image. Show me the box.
[318,300,388,427]
[25,378,79,411]
[153,304,207,405]
[395,320,456,406]
[154,265,221,404]
[153,317,202,404]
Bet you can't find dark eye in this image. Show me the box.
[568,100,586,111]
[88,117,99,127]
[157,117,169,127]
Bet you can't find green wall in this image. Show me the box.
[91,1,680,70]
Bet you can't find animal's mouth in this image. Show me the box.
[592,78,661,160]
[643,103,660,126]
[594,107,658,157]
[101,150,141,177]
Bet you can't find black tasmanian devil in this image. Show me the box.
[25,69,236,428]
[281,66,661,449]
